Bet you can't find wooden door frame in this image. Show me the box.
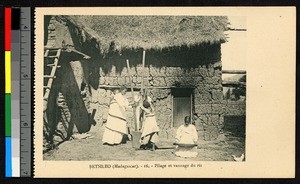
[171,88,194,127]
[171,95,173,127]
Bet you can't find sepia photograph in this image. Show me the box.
[34,7,295,178]
[42,15,246,161]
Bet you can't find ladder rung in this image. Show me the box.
[44,50,49,57]
[47,63,55,67]
[45,55,58,58]
[44,75,56,79]
[46,63,61,68]
[43,48,62,100]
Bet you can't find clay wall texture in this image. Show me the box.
[89,46,224,141]
[223,100,246,116]
[47,16,225,142]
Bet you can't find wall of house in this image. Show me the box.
[47,16,225,142]
[223,100,246,116]
[89,46,224,141]
[44,17,92,147]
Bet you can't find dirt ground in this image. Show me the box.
[44,116,245,161]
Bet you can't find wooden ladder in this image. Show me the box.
[43,48,62,101]
[43,48,62,147]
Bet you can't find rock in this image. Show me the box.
[188,68,195,76]
[176,67,183,76]
[105,77,112,85]
[129,67,136,76]
[110,65,116,76]
[121,67,128,76]
[99,77,105,85]
[160,67,166,76]
[217,133,226,141]
[200,91,212,103]
[136,66,143,76]
[214,69,222,76]
[117,77,126,85]
[112,77,118,85]
[213,61,222,69]
[152,77,166,87]
[211,115,219,126]
[132,76,137,84]
[89,60,225,141]
[203,131,211,141]
[136,76,142,84]
[208,66,214,77]
[166,67,175,76]
[210,129,219,140]
[125,76,131,86]
[211,104,223,114]
[198,66,208,78]
[194,76,204,84]
[99,68,105,77]
[144,67,150,77]
[195,104,212,114]
[165,77,175,86]
[48,23,55,31]
[211,89,223,102]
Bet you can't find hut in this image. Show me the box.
[44,15,228,143]
[43,16,96,148]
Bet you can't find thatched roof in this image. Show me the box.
[58,15,228,54]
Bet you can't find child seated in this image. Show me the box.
[174,116,198,158]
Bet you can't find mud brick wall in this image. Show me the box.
[91,59,224,141]
[45,18,92,145]
[223,100,246,116]
[193,62,224,141]
[46,16,224,141]
[48,18,92,112]
[46,17,74,48]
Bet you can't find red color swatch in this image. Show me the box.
[5,8,11,51]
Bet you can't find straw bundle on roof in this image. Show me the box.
[57,15,228,54]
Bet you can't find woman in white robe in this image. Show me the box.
[174,116,198,158]
[140,99,159,151]
[102,87,130,145]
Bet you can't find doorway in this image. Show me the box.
[172,88,193,128]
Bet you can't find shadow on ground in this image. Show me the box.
[43,115,245,161]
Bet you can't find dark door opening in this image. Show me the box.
[172,88,193,128]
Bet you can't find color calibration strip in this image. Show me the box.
[5,7,27,177]
[5,7,12,177]
[12,8,21,177]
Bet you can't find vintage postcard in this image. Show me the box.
[34,7,295,178]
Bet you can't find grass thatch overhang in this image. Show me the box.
[56,15,228,55]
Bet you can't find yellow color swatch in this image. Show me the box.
[5,51,11,93]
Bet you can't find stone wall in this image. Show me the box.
[91,59,224,141]
[44,17,92,148]
[223,100,246,116]
[46,16,225,142]
[46,17,93,113]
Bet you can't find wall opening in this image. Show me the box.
[171,88,194,128]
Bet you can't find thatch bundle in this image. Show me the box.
[57,15,228,54]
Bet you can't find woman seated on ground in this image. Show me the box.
[102,86,131,146]
[174,116,198,158]
[140,99,159,151]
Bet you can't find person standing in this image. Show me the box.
[102,86,131,145]
[140,99,159,151]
